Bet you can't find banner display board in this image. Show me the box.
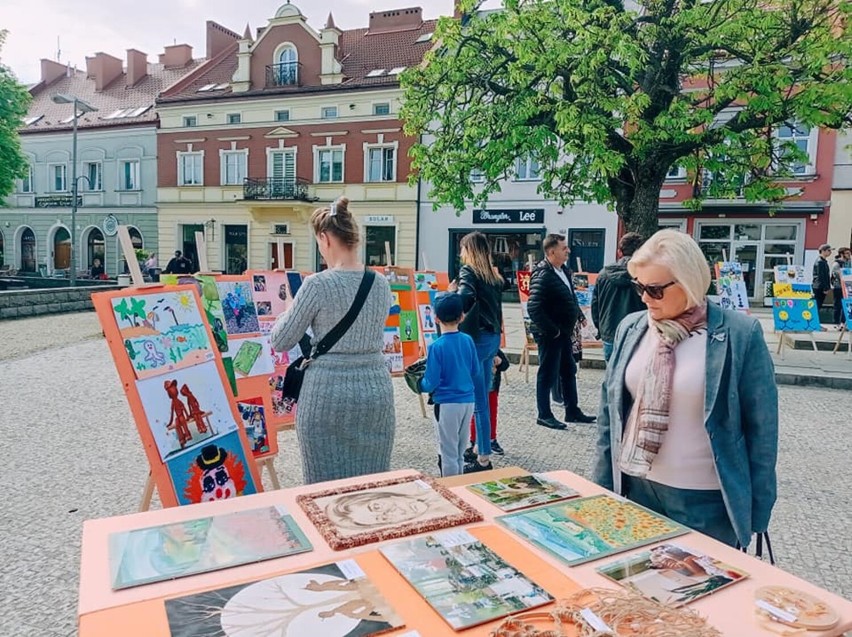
[373,266,419,375]
[92,285,262,508]
[516,270,535,346]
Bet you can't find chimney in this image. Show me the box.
[40,59,68,86]
[206,21,240,59]
[126,49,148,88]
[159,44,193,69]
[454,0,462,19]
[368,6,423,34]
[85,52,124,91]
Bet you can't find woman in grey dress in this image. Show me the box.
[270,198,395,484]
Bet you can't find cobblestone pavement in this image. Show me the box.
[0,313,850,636]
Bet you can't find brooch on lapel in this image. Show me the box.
[709,332,726,343]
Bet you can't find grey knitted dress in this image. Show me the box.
[270,269,396,484]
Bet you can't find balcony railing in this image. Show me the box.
[243,177,315,202]
[265,62,301,88]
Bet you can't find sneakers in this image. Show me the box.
[536,416,568,430]
[463,460,494,474]
[566,411,596,424]
[490,440,504,455]
[463,446,477,463]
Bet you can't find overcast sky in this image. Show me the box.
[1,0,501,84]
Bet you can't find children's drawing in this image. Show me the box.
[844,299,852,330]
[389,292,401,316]
[399,310,419,343]
[773,282,812,299]
[414,272,438,292]
[231,334,275,377]
[382,327,403,373]
[717,276,749,311]
[772,298,821,332]
[773,265,807,284]
[164,560,404,637]
[217,281,260,334]
[237,398,270,457]
[250,271,292,319]
[166,430,257,505]
[196,275,229,353]
[418,304,436,332]
[136,360,238,462]
[111,292,214,380]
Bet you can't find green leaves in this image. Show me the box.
[0,30,31,202]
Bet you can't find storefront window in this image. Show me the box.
[699,225,731,240]
[365,226,396,266]
[224,225,248,274]
[764,225,797,241]
[733,224,761,241]
[568,229,605,274]
[20,228,36,272]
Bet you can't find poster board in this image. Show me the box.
[774,264,807,285]
[572,272,601,347]
[715,262,750,313]
[92,285,262,508]
[516,270,536,346]
[840,268,852,299]
[414,270,450,352]
[772,297,821,332]
[373,266,419,375]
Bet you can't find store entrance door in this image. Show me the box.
[731,242,760,298]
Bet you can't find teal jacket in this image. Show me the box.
[591,302,778,548]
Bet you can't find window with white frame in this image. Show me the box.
[470,168,485,183]
[316,147,344,183]
[514,156,541,181]
[666,164,686,180]
[178,152,204,186]
[227,113,241,125]
[220,150,247,185]
[776,122,816,175]
[84,161,103,191]
[275,109,290,122]
[183,115,198,127]
[366,146,396,182]
[373,103,390,116]
[321,106,338,120]
[49,163,67,192]
[119,160,140,190]
[19,164,34,193]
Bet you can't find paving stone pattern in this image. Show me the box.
[0,313,849,637]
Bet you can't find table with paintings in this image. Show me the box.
[78,467,852,637]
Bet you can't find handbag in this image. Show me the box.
[280,269,375,403]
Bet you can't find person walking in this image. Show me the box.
[591,232,647,362]
[270,197,395,484]
[592,229,778,548]
[419,293,479,477]
[528,233,595,430]
[455,231,505,473]
[812,243,832,309]
[144,252,159,279]
[164,250,193,275]
[831,247,851,328]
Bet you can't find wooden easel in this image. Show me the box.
[776,330,818,360]
[832,325,852,359]
[519,254,537,383]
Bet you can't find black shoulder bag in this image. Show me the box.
[280,269,376,403]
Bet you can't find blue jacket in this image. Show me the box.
[591,302,778,548]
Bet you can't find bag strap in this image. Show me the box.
[310,269,375,360]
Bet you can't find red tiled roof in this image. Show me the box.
[21,60,203,134]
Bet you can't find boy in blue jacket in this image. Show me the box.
[419,293,480,477]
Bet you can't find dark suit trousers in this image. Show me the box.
[535,332,578,419]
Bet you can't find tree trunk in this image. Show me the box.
[620,174,667,239]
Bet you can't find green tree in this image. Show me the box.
[402,0,852,237]
[0,30,31,200]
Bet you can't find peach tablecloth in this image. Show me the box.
[78,467,852,636]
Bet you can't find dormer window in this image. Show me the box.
[269,44,299,87]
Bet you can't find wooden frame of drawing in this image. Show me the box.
[296,473,483,550]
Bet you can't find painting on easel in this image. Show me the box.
[772,298,821,332]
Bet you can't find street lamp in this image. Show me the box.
[51,94,97,287]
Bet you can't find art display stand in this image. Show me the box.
[771,261,822,361]
[517,256,537,384]
[832,325,851,360]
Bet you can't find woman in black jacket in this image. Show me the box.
[455,231,505,472]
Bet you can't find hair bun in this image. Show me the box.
[335,197,351,215]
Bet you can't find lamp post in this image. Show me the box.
[51,94,97,287]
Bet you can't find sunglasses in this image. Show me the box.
[631,279,677,300]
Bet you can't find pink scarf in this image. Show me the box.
[618,302,708,477]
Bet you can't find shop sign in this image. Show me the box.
[472,209,544,224]
[35,195,82,208]
[365,215,395,223]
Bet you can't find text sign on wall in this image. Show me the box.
[365,215,395,223]
[472,209,544,224]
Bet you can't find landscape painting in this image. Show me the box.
[164,559,404,637]
[380,530,552,630]
[467,474,580,512]
[596,543,748,607]
[109,505,312,590]
[497,495,688,566]
[136,360,238,462]
[166,430,258,505]
[112,291,214,380]
[230,334,276,377]
[216,280,260,335]
[772,298,821,332]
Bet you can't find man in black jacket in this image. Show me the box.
[812,243,832,309]
[164,250,193,275]
[528,234,596,429]
[591,232,647,362]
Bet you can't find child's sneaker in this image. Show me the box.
[490,440,504,455]
[463,460,493,474]
[464,446,477,463]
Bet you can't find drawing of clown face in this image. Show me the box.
[195,445,237,502]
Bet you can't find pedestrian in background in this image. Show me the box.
[144,252,158,279]
[593,229,778,548]
[831,247,851,328]
[164,250,193,275]
[419,293,479,477]
[465,349,510,463]
[812,243,832,309]
[591,232,647,362]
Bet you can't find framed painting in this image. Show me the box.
[467,474,579,512]
[297,474,483,551]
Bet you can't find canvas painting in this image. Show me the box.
[774,265,807,284]
[216,281,260,334]
[414,272,438,292]
[136,360,239,462]
[237,397,271,457]
[497,495,688,566]
[109,505,312,590]
[380,529,552,630]
[112,292,215,380]
[467,474,580,512]
[164,559,404,637]
[772,298,821,331]
[418,304,437,333]
[196,275,230,353]
[252,272,291,319]
[399,311,419,343]
[166,430,258,505]
[843,299,852,329]
[382,327,403,374]
[231,334,275,377]
[596,543,748,607]
[297,474,483,550]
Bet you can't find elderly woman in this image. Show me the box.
[592,229,778,547]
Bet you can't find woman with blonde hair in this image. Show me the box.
[454,231,505,473]
[270,197,395,484]
[592,229,778,547]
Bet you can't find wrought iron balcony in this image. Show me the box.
[243,177,315,202]
[265,62,301,88]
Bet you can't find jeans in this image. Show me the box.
[622,475,738,547]
[434,403,475,477]
[472,332,500,457]
[603,341,613,362]
[535,331,579,419]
